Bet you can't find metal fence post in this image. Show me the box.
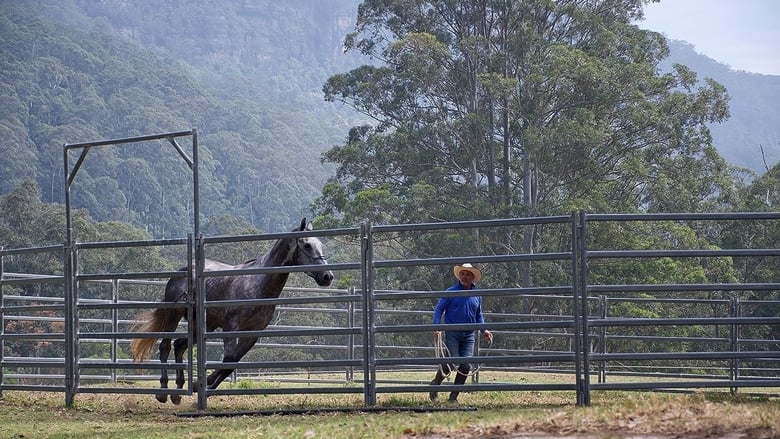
[360,222,376,406]
[575,210,591,406]
[73,246,82,398]
[598,295,607,384]
[730,296,739,394]
[195,234,208,410]
[111,278,119,383]
[572,211,583,405]
[63,143,75,407]
[347,286,355,383]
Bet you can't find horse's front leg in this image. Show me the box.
[206,336,258,390]
[156,338,172,403]
[169,337,189,405]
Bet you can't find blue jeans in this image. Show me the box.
[445,330,475,371]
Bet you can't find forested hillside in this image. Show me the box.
[665,40,780,173]
[0,0,364,238]
[0,0,777,244]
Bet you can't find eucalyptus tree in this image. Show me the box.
[316,0,734,291]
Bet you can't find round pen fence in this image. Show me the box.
[1,131,779,410]
[3,212,780,410]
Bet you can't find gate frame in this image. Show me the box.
[63,129,200,407]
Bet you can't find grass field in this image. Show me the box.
[1,372,779,438]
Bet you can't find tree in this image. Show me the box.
[315,0,734,290]
[0,180,174,282]
[0,180,65,251]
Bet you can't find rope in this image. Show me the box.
[433,333,454,377]
[433,331,492,378]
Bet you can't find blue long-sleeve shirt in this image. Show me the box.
[433,282,485,329]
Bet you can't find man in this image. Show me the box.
[430,263,493,403]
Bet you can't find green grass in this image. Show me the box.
[1,372,779,438]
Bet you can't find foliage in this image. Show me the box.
[0,180,173,276]
[3,306,64,358]
[313,0,742,298]
[319,0,732,226]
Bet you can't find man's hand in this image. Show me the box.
[482,330,493,344]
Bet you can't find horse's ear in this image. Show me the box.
[299,218,308,231]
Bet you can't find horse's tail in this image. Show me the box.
[130,308,174,362]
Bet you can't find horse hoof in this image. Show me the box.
[155,394,168,403]
[170,394,182,405]
[192,381,200,393]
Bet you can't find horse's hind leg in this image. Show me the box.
[206,336,258,390]
[156,338,172,403]
[170,337,189,405]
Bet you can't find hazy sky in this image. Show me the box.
[638,0,780,75]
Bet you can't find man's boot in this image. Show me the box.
[448,366,469,403]
[429,365,450,401]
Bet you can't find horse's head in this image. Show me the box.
[293,218,334,287]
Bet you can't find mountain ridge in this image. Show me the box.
[665,40,780,174]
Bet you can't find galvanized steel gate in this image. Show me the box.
[63,130,201,407]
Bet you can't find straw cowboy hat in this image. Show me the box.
[453,263,481,282]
